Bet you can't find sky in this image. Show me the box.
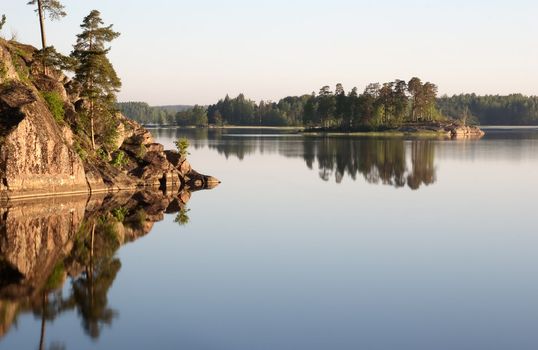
[2,0,537,105]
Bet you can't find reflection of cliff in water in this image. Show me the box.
[0,188,199,347]
[157,128,437,190]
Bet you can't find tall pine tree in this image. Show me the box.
[27,0,66,73]
[72,10,121,150]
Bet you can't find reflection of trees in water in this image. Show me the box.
[166,128,438,189]
[68,257,120,339]
[0,189,196,346]
[407,141,436,190]
[310,138,436,189]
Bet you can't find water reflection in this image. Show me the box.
[154,128,438,189]
[0,189,196,348]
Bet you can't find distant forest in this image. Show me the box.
[117,80,538,127]
[116,102,191,124]
[437,94,538,125]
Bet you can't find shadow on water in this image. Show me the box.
[154,128,437,190]
[0,188,203,349]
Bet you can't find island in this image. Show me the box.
[118,81,486,138]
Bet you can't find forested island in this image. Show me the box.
[118,85,538,128]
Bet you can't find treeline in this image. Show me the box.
[120,83,538,128]
[116,102,192,124]
[207,78,441,129]
[116,78,442,128]
[437,94,538,125]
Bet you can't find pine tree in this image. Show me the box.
[72,10,121,150]
[27,0,66,73]
[0,14,6,32]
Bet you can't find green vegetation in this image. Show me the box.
[96,147,108,161]
[119,85,538,129]
[175,105,208,126]
[27,0,66,73]
[71,10,121,150]
[174,207,190,226]
[111,207,128,222]
[73,141,88,160]
[0,14,6,32]
[42,90,64,123]
[33,45,75,72]
[206,78,442,130]
[110,150,128,168]
[437,94,538,125]
[119,78,444,130]
[174,137,190,157]
[115,102,190,124]
[44,261,65,290]
[10,51,31,83]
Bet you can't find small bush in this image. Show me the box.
[174,137,190,157]
[96,147,108,161]
[111,150,128,168]
[42,91,65,123]
[174,207,190,226]
[137,144,147,159]
[74,141,88,161]
[111,207,129,222]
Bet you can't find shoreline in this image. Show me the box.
[144,123,486,138]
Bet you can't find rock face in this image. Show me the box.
[0,39,218,199]
[0,82,88,198]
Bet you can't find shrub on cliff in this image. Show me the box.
[42,91,64,123]
[174,137,190,157]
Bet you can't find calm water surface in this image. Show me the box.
[1,127,538,350]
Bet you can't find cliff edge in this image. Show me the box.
[0,39,218,200]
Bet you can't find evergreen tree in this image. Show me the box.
[72,10,121,150]
[408,77,423,121]
[0,14,6,32]
[27,0,66,73]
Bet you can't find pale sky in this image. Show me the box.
[2,0,537,105]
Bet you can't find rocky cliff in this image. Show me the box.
[0,38,218,200]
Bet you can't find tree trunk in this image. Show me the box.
[90,103,96,150]
[38,292,47,350]
[37,0,47,75]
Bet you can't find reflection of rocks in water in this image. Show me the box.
[0,187,202,343]
[307,138,437,190]
[0,197,86,299]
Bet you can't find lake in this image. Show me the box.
[1,127,538,350]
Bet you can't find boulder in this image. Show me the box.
[32,75,68,101]
[145,143,164,153]
[179,159,192,174]
[164,150,181,168]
